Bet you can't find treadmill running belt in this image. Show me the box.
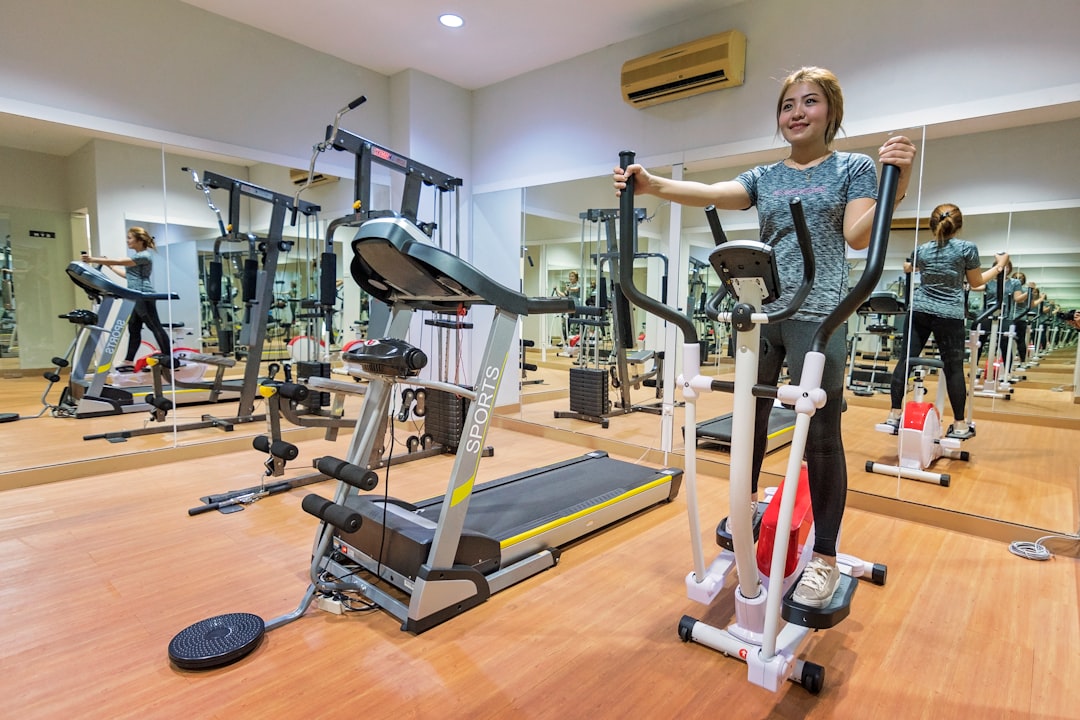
[413,451,676,540]
[697,405,797,451]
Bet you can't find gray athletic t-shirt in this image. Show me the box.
[127,248,155,293]
[911,238,979,319]
[984,276,1022,322]
[736,151,877,322]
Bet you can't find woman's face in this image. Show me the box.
[778,81,829,146]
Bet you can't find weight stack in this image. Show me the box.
[424,387,469,450]
[295,360,331,411]
[569,367,610,417]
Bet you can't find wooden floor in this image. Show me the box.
[1,350,1079,718]
[1,428,1078,719]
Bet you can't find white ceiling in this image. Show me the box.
[0,0,744,158]
[176,0,744,91]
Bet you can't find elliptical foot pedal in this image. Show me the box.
[781,573,856,630]
[715,503,765,551]
[168,612,265,670]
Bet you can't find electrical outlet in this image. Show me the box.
[316,595,345,615]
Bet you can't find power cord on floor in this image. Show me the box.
[1008,534,1078,561]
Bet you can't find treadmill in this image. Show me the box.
[315,215,683,633]
[696,404,797,455]
[60,262,247,417]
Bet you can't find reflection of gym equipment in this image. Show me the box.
[693,271,795,455]
[15,309,99,422]
[1,235,16,358]
[519,338,543,385]
[55,262,179,418]
[697,403,797,455]
[972,278,1016,401]
[169,209,682,668]
[688,254,726,362]
[555,208,673,427]
[82,171,321,441]
[846,290,906,396]
[867,357,970,486]
[617,151,896,695]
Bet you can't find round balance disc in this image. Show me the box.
[168,612,265,670]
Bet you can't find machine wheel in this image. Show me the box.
[677,615,697,642]
[871,563,888,586]
[168,612,265,670]
[800,662,825,694]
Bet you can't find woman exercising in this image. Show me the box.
[884,204,1009,439]
[82,226,172,371]
[614,66,916,607]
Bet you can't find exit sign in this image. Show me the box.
[29,230,56,238]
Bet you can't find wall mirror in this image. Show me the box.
[0,111,386,483]
[3,105,1078,537]
[514,112,1080,537]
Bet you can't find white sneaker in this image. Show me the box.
[792,557,840,608]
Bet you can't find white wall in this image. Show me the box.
[0,0,390,175]
[471,0,1080,192]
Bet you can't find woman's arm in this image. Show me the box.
[843,136,917,250]
[614,164,751,210]
[81,253,134,278]
[967,252,1010,289]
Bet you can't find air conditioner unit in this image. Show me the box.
[289,168,339,188]
[621,30,746,109]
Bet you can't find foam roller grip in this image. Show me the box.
[316,456,378,491]
[301,493,363,533]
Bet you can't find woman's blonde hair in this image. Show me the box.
[127,226,156,250]
[776,66,845,146]
[928,204,963,248]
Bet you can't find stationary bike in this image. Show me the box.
[866,357,970,486]
[615,151,895,694]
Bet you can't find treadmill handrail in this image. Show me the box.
[67,262,178,302]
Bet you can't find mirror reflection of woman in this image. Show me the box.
[81,227,172,371]
[1008,271,1042,366]
[556,270,581,301]
[885,204,1009,439]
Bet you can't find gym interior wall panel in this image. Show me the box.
[6,206,76,368]
[0,0,392,175]
[471,0,1080,193]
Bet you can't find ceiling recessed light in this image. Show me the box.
[439,13,464,28]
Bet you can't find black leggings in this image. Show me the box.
[889,311,968,422]
[1011,318,1029,363]
[750,320,848,558]
[125,300,172,362]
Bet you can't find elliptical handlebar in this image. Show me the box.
[617,150,699,344]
